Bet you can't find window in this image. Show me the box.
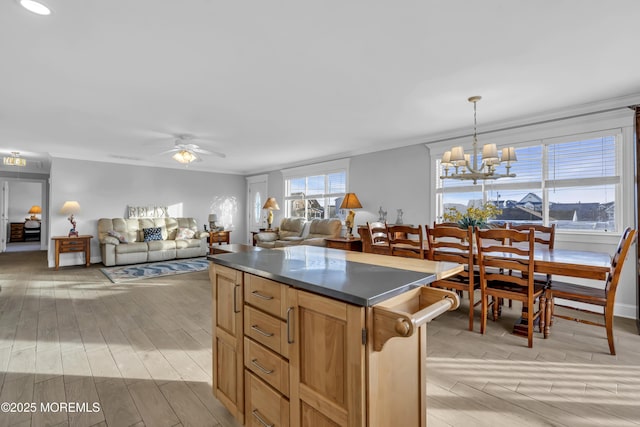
[282,160,348,220]
[436,133,620,232]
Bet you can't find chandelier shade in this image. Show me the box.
[440,96,517,184]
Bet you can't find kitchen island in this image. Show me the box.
[209,245,462,427]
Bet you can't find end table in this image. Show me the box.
[52,235,93,270]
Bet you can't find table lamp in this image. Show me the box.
[60,201,81,237]
[262,197,280,230]
[208,213,218,231]
[28,205,42,220]
[339,193,362,239]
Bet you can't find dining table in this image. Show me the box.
[383,240,613,335]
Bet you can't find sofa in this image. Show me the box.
[98,217,208,266]
[254,217,342,248]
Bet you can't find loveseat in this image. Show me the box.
[254,217,342,248]
[98,217,208,266]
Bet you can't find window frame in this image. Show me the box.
[431,122,627,236]
[281,159,350,220]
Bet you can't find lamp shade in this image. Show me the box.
[28,205,42,214]
[501,147,518,162]
[481,143,499,161]
[60,201,80,215]
[339,193,362,209]
[441,151,452,166]
[262,197,280,210]
[449,146,465,162]
[208,214,218,222]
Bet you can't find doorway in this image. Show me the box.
[1,179,47,253]
[246,175,268,244]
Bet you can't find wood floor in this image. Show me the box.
[1,251,640,426]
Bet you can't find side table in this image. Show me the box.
[209,230,231,254]
[52,235,93,270]
[324,237,363,252]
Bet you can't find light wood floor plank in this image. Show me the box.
[160,381,220,427]
[32,376,68,427]
[94,378,141,427]
[64,377,105,427]
[128,380,180,427]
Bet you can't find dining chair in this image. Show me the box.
[547,227,636,355]
[506,223,557,307]
[367,221,390,246]
[508,223,556,250]
[425,225,477,331]
[387,224,424,259]
[475,227,548,348]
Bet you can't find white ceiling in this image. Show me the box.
[2,0,640,175]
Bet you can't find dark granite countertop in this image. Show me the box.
[207,245,438,306]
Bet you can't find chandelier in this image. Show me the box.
[3,152,26,167]
[440,96,517,184]
[172,149,198,164]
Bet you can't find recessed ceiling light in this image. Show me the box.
[19,0,52,15]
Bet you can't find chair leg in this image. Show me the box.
[527,300,534,348]
[544,289,552,339]
[480,294,487,335]
[468,287,474,332]
[538,295,546,335]
[605,308,616,356]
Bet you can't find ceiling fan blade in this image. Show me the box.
[156,148,180,155]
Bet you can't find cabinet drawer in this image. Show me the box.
[59,240,86,252]
[244,337,289,397]
[245,274,288,319]
[244,306,289,358]
[245,371,289,427]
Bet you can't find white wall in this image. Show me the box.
[349,145,430,229]
[48,158,246,268]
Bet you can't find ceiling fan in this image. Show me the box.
[157,134,226,164]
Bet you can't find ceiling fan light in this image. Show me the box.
[19,0,52,15]
[172,150,197,164]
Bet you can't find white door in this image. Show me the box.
[246,175,268,243]
[0,181,8,253]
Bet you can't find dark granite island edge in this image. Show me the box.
[207,245,439,306]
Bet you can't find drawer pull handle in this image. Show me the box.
[233,284,240,314]
[252,409,274,427]
[251,358,274,374]
[286,307,294,344]
[251,325,274,337]
[251,291,274,300]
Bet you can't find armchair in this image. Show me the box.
[254,217,307,248]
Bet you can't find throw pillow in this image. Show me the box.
[107,230,128,243]
[143,227,163,242]
[175,227,196,240]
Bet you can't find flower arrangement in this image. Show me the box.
[442,203,502,229]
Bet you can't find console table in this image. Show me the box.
[52,235,93,270]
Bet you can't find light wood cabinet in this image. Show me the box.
[288,289,366,427]
[211,264,245,423]
[212,263,458,427]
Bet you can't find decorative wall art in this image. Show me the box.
[127,205,169,219]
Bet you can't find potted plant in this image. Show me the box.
[442,203,502,229]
